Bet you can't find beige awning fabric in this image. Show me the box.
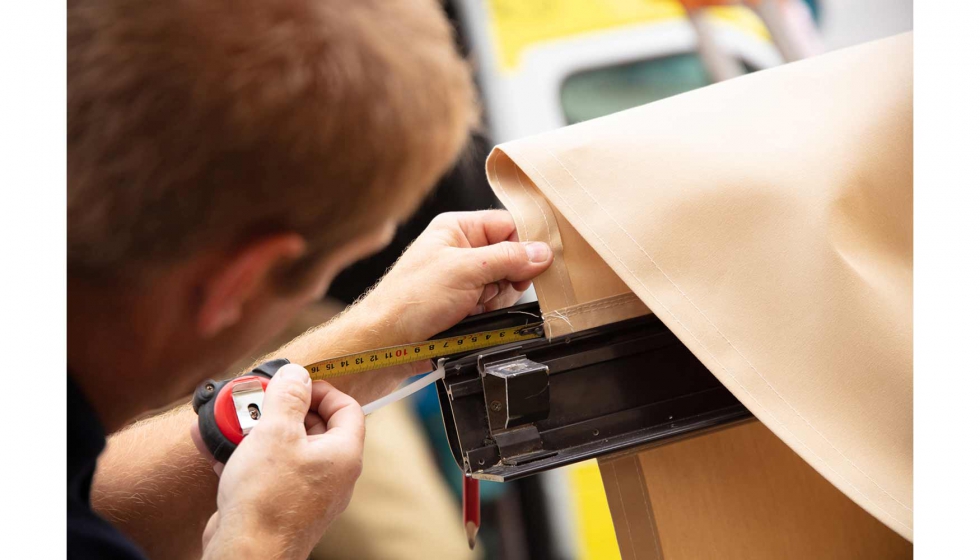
[487,33,912,539]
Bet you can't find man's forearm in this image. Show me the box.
[92,405,216,560]
[91,299,424,559]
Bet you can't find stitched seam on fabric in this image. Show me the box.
[543,292,643,318]
[513,159,574,310]
[542,297,643,320]
[491,150,549,313]
[553,292,637,313]
[541,147,912,514]
[518,152,911,532]
[544,301,631,318]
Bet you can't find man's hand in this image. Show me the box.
[201,364,364,559]
[273,209,554,405]
[356,209,554,344]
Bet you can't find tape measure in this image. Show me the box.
[303,322,544,380]
[192,359,285,463]
[193,321,544,463]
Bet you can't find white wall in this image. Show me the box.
[818,0,913,50]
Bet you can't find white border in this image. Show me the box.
[914,1,980,556]
[0,2,67,558]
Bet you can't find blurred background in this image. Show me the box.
[281,1,913,558]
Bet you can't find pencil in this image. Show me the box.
[463,473,480,550]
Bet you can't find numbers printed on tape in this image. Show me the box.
[303,324,544,381]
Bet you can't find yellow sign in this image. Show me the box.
[486,0,770,71]
[568,459,621,559]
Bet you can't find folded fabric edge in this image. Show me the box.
[488,142,914,541]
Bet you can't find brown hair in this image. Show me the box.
[68,0,477,278]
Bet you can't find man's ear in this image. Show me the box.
[197,233,307,337]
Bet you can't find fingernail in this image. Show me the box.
[278,364,311,385]
[524,242,551,263]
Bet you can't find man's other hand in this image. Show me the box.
[359,210,554,344]
[201,364,364,559]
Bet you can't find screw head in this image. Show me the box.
[205,383,215,392]
[490,400,503,412]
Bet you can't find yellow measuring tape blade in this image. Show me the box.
[304,323,544,381]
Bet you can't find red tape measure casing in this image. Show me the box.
[193,358,289,464]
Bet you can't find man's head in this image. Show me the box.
[68,0,477,417]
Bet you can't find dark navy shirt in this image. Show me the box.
[68,374,146,559]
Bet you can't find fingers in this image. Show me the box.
[485,281,525,312]
[189,422,209,458]
[468,281,501,314]
[430,210,518,247]
[256,364,312,439]
[309,382,365,480]
[202,512,220,551]
[480,281,501,304]
[513,279,533,292]
[305,412,327,435]
[468,280,526,315]
[189,422,224,475]
[314,381,366,444]
[467,240,553,286]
